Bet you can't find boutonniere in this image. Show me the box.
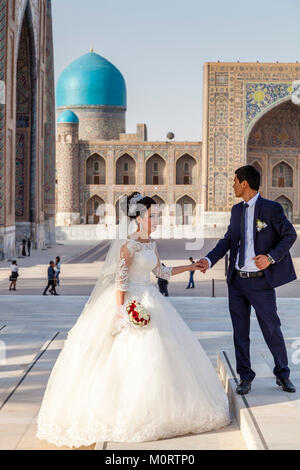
[256,219,268,232]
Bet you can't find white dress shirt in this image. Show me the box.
[235,192,260,272]
[205,192,261,272]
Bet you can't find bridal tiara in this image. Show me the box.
[128,193,144,216]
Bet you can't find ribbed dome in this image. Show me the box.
[56,52,127,108]
[57,110,79,123]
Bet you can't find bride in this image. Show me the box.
[37,192,230,448]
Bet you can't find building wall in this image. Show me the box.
[203,62,300,220]
[56,61,300,229]
[56,106,126,141]
[56,129,202,226]
[0,0,56,258]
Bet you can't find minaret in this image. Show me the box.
[56,110,80,225]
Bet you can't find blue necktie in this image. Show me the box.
[238,203,249,269]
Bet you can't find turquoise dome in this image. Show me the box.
[57,110,79,123]
[56,52,127,108]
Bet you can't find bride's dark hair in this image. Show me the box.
[127,192,157,220]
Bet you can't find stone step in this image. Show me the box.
[218,350,300,450]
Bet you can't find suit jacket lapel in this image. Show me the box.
[236,202,244,240]
[253,194,262,243]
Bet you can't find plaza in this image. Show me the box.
[0,239,299,450]
[0,0,300,452]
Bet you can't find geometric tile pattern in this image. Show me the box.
[246,82,293,129]
[0,0,7,225]
[204,62,300,213]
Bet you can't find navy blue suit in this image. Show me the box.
[206,195,297,381]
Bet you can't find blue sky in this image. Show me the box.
[52,0,300,141]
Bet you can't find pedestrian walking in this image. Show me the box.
[186,257,195,289]
[43,261,59,296]
[54,256,61,286]
[27,238,31,256]
[50,256,61,294]
[21,239,26,257]
[9,260,19,291]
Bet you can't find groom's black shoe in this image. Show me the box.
[236,380,252,395]
[276,377,296,393]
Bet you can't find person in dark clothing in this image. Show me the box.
[186,257,195,289]
[21,239,26,257]
[43,261,58,296]
[9,260,19,291]
[27,238,31,256]
[157,263,169,296]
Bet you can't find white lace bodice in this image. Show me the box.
[115,238,172,291]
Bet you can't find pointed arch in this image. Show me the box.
[115,154,136,185]
[146,154,167,185]
[145,152,167,164]
[151,194,167,226]
[86,195,105,224]
[251,160,263,180]
[176,154,197,184]
[275,195,293,222]
[245,96,291,144]
[115,194,129,225]
[272,161,293,188]
[175,195,196,225]
[86,153,106,185]
[15,1,38,236]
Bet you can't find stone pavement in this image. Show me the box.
[1,293,300,450]
[0,237,299,450]
[0,295,246,450]
[0,238,300,298]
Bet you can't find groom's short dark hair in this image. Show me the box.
[235,165,260,190]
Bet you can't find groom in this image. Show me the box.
[198,165,297,395]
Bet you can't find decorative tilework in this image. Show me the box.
[214,134,228,165]
[214,174,227,206]
[246,82,293,129]
[216,72,228,86]
[144,149,168,160]
[0,0,7,225]
[248,101,300,147]
[15,132,27,217]
[43,0,55,209]
[215,95,228,126]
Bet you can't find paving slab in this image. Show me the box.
[1,295,299,450]
[0,295,247,450]
[218,350,300,450]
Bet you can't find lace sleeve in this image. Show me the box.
[115,240,135,291]
[152,242,172,280]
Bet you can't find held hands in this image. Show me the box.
[189,261,208,273]
[195,259,209,274]
[190,255,271,275]
[253,255,272,270]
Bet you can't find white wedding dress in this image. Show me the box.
[37,238,230,448]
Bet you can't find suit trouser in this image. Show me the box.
[43,280,57,295]
[228,270,290,381]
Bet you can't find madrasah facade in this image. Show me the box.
[2,1,300,256]
[56,50,300,238]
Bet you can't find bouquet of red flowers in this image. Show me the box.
[126,299,151,328]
